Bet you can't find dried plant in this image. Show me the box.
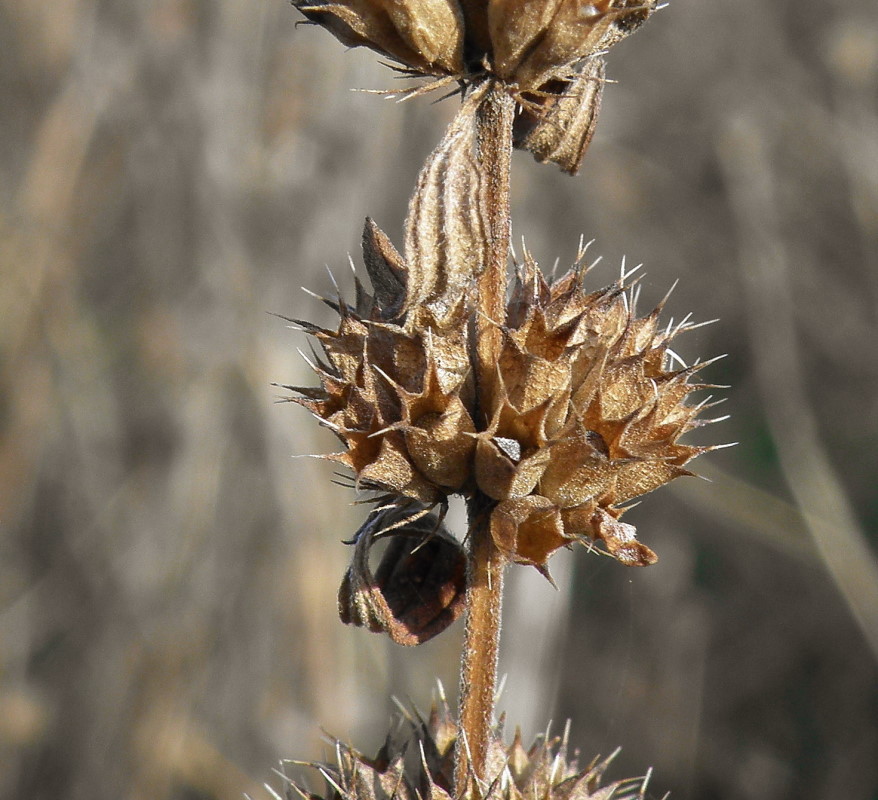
[293,0,658,174]
[277,692,653,800]
[281,2,725,798]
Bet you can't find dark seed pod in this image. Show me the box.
[338,507,467,645]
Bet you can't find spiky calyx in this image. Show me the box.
[293,0,658,174]
[279,702,654,800]
[290,222,720,585]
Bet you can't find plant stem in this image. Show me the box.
[474,80,514,381]
[456,493,504,797]
[455,79,514,798]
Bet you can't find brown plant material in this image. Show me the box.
[338,506,467,645]
[290,191,721,588]
[293,0,658,172]
[281,699,653,800]
[511,57,605,175]
[288,0,720,664]
[294,0,466,74]
[286,5,719,793]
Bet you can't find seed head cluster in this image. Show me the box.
[285,698,652,800]
[292,223,717,581]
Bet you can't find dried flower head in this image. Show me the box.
[294,0,658,173]
[280,698,653,800]
[286,96,723,600]
[291,233,719,579]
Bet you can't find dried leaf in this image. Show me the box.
[404,400,477,489]
[510,0,657,90]
[491,495,570,576]
[489,0,566,78]
[538,426,617,508]
[474,436,553,500]
[514,57,606,175]
[372,0,465,72]
[294,0,464,73]
[510,0,616,89]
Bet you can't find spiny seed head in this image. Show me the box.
[287,85,725,646]
[281,700,652,800]
[292,226,717,584]
[293,0,658,174]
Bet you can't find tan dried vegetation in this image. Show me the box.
[282,2,723,798]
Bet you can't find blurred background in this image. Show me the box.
[2,1,877,798]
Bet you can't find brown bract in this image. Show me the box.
[284,699,651,800]
[294,0,658,173]
[338,507,467,645]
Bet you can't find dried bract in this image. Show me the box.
[512,57,605,175]
[295,0,465,74]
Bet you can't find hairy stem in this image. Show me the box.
[474,80,514,381]
[456,493,504,796]
[455,80,514,797]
